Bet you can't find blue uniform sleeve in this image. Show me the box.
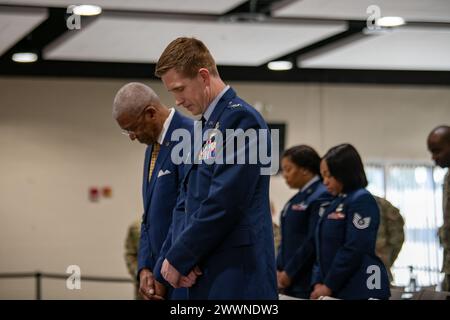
[165,111,266,275]
[154,160,187,285]
[311,260,323,287]
[323,193,379,294]
[153,222,172,286]
[154,187,187,285]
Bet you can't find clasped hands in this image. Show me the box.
[161,258,202,288]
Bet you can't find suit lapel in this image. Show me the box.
[144,143,170,210]
[144,111,181,210]
[142,145,152,212]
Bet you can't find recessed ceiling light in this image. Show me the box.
[267,61,293,71]
[12,52,38,63]
[73,5,102,16]
[376,16,405,27]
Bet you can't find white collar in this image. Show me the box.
[157,108,175,145]
[203,85,230,121]
[301,175,320,193]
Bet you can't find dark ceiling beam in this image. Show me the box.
[0,60,449,86]
[0,7,93,62]
[264,20,366,67]
[225,0,287,15]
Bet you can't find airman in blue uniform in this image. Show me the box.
[311,143,390,300]
[153,37,277,299]
[276,145,333,298]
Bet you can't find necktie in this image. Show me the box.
[201,116,206,128]
[148,143,160,182]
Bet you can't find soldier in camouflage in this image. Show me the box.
[427,125,450,291]
[374,196,405,283]
[271,201,281,256]
[124,219,142,299]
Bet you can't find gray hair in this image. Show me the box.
[112,82,162,119]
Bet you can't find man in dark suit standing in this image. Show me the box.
[113,82,193,299]
[154,37,278,299]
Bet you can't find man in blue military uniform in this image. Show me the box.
[153,37,278,299]
[113,82,193,299]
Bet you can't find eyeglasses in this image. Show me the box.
[121,107,148,137]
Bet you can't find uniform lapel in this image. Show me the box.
[203,87,236,132]
[182,88,236,185]
[303,180,321,202]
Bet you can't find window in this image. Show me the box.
[365,163,447,288]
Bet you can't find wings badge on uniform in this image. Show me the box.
[353,213,371,229]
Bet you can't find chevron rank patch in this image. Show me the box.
[353,213,371,229]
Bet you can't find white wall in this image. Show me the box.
[1,77,449,298]
[232,82,450,216]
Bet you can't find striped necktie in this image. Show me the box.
[148,143,160,182]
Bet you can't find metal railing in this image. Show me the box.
[0,271,133,300]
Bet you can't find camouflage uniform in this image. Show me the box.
[374,196,405,283]
[125,219,142,299]
[273,222,281,256]
[439,172,450,291]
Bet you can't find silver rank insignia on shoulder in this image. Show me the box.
[215,122,220,129]
[352,213,371,229]
[336,203,344,212]
[228,102,242,108]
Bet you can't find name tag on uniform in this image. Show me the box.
[291,202,308,211]
[327,212,346,220]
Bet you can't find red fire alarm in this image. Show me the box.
[89,187,99,202]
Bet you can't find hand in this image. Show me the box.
[179,266,202,288]
[152,279,166,300]
[277,271,292,289]
[139,269,157,300]
[310,283,332,300]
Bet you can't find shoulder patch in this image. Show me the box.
[353,213,371,230]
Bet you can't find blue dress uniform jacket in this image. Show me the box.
[161,87,278,300]
[312,188,391,300]
[276,180,333,298]
[137,110,193,299]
